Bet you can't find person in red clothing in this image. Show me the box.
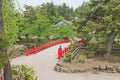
[58,45,62,51]
[58,45,62,59]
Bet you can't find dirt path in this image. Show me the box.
[12,43,120,80]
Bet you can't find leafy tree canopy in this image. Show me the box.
[74,0,120,56]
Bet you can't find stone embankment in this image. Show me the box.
[54,62,120,73]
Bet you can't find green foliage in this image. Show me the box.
[87,41,99,50]
[57,3,74,20]
[70,41,79,50]
[17,4,74,43]
[2,0,18,46]
[74,0,120,56]
[40,3,58,23]
[96,48,107,55]
[65,52,71,58]
[0,0,18,69]
[87,51,96,57]
[65,52,71,63]
[56,25,74,39]
[75,2,90,18]
[78,55,86,63]
[0,53,8,69]
[18,46,27,52]
[12,65,37,80]
[58,15,65,21]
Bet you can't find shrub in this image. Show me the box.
[11,46,27,57]
[96,48,106,56]
[65,52,71,58]
[87,41,99,51]
[78,55,86,63]
[70,41,79,50]
[64,52,72,62]
[87,51,96,57]
[18,46,27,52]
[12,65,37,80]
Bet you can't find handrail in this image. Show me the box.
[57,45,70,60]
[26,39,70,56]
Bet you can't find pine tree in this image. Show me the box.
[0,0,18,80]
[75,0,120,57]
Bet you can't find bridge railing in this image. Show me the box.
[57,40,87,60]
[26,39,70,56]
[57,45,71,60]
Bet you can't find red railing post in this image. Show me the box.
[34,47,37,54]
[26,49,29,56]
[62,48,65,56]
[60,48,63,59]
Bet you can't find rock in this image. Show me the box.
[107,69,116,73]
[79,68,87,72]
[54,65,61,72]
[71,69,75,73]
[116,67,120,73]
[111,70,117,73]
[99,65,107,71]
[93,66,99,70]
[73,69,79,73]
[60,68,70,73]
[71,68,80,73]
[107,66,113,71]
[56,61,62,67]
[106,65,117,73]
[91,70,99,74]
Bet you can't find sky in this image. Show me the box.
[15,0,89,10]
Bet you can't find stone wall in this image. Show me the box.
[54,62,120,73]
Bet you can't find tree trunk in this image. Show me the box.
[104,29,118,58]
[4,60,12,80]
[0,0,4,35]
[0,0,12,80]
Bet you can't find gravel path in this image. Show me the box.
[12,43,120,80]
